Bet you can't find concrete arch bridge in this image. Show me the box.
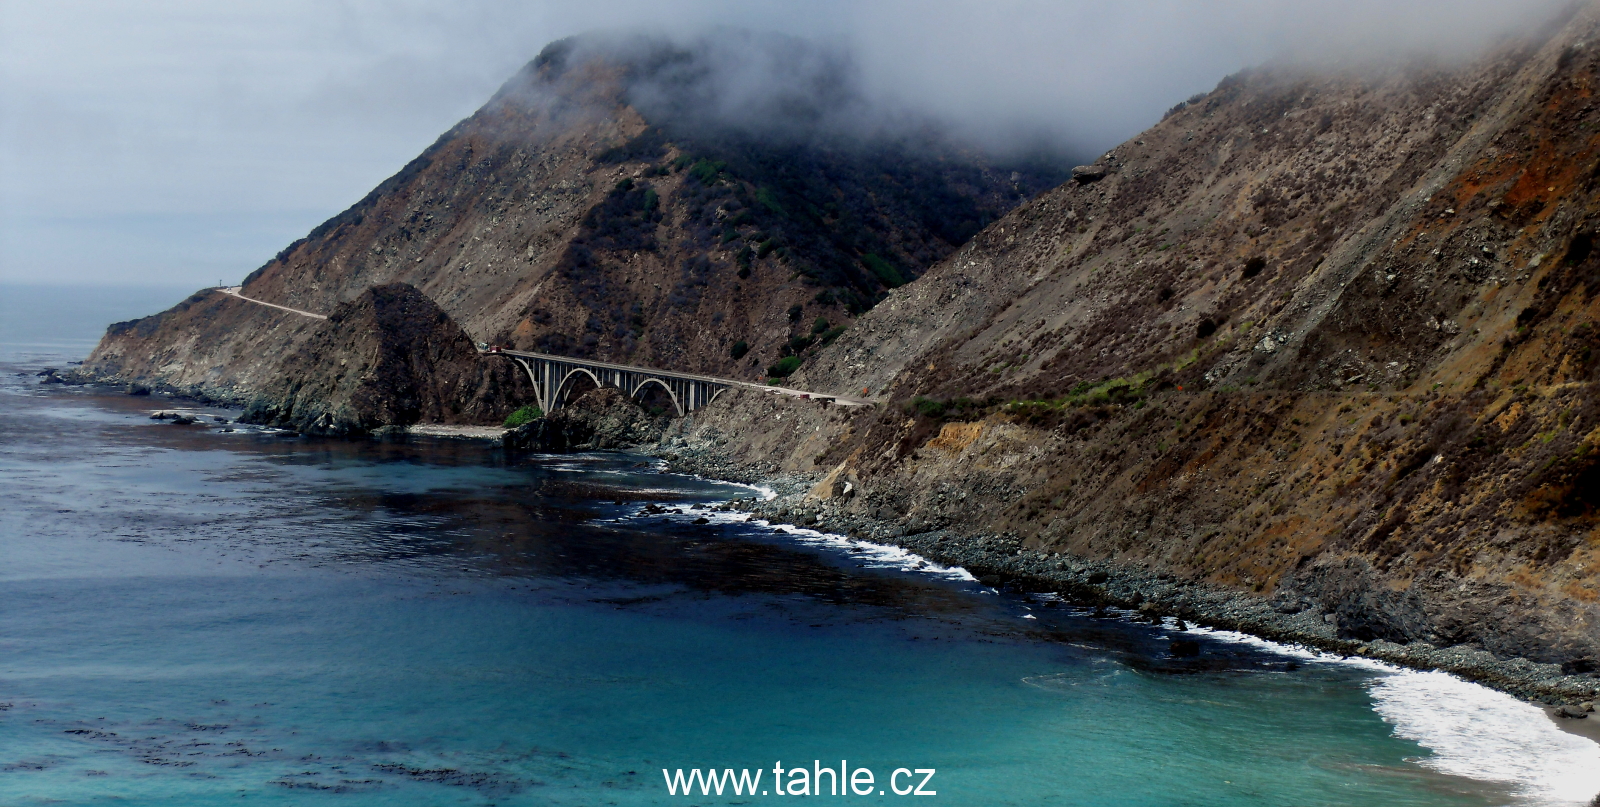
[486,348,871,417]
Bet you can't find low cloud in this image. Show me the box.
[0,0,1578,284]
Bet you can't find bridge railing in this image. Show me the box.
[480,347,874,412]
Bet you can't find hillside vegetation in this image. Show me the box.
[675,5,1600,670]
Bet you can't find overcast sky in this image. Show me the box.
[0,0,1572,287]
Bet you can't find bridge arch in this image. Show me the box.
[554,367,606,409]
[630,377,683,417]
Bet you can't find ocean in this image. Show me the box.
[2,283,1597,806]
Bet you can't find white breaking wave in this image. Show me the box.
[736,512,976,582]
[650,504,976,582]
[1369,669,1600,806]
[1183,626,1600,805]
[647,500,1600,804]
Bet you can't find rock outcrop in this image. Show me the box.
[665,5,1600,674]
[81,31,1064,405]
[240,283,529,435]
[503,387,666,452]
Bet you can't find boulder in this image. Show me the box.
[1072,164,1109,183]
[1170,639,1201,657]
[502,387,666,453]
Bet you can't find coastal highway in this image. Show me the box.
[217,286,328,320]
[210,286,874,408]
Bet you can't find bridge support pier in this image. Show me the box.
[501,352,729,418]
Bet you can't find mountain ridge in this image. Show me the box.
[83,31,1064,407]
[663,4,1600,676]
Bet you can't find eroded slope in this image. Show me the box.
[680,6,1600,668]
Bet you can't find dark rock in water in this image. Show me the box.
[126,384,151,396]
[370,425,409,441]
[503,418,566,452]
[693,517,710,525]
[1071,164,1108,183]
[1557,705,1589,719]
[1170,639,1201,657]
[38,370,65,384]
[1173,619,1188,631]
[169,415,198,425]
[150,412,171,420]
[503,387,666,453]
[240,283,530,437]
[212,416,228,423]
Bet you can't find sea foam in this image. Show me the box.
[1188,626,1600,805]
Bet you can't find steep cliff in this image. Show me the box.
[670,6,1600,671]
[82,31,1064,402]
[240,283,530,435]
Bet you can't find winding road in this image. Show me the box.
[211,286,873,408]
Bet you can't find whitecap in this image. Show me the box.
[1369,669,1600,806]
[1176,626,1600,805]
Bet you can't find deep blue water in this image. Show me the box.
[2,284,1596,806]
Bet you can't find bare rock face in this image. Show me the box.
[82,31,1065,404]
[240,283,531,436]
[674,5,1600,668]
[503,387,666,452]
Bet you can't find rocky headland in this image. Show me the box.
[74,8,1600,709]
[238,283,529,436]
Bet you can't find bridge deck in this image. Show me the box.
[203,287,873,409]
[486,349,874,407]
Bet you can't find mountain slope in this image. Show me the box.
[82,32,1064,406]
[240,283,531,436]
[675,6,1600,669]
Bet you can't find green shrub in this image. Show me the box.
[689,159,727,184]
[811,316,830,334]
[730,340,749,360]
[911,396,947,418]
[503,405,543,428]
[768,356,803,378]
[642,188,658,212]
[862,253,906,288]
[789,334,815,351]
[819,325,848,345]
[906,395,986,420]
[756,186,786,216]
[786,304,803,321]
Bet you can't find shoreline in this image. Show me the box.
[16,369,1600,785]
[28,371,1600,716]
[644,438,1600,714]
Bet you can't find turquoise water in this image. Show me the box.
[1,285,1593,805]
